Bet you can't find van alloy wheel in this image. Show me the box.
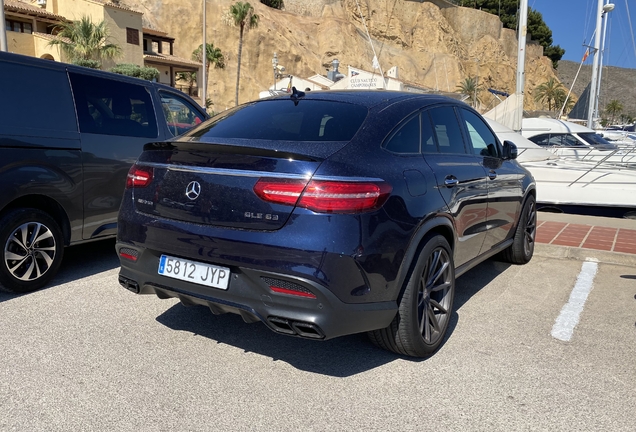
[0,209,64,294]
[5,221,56,281]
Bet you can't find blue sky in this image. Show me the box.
[531,0,636,69]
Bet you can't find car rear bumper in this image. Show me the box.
[117,242,397,340]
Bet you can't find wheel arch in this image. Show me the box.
[0,195,72,246]
[389,215,455,302]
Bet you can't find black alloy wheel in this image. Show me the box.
[369,234,456,357]
[500,195,536,265]
[0,209,64,294]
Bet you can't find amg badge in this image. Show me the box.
[244,212,279,221]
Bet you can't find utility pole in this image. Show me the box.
[0,0,8,52]
[514,0,528,132]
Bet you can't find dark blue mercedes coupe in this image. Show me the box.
[116,90,536,357]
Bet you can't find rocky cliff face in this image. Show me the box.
[126,0,559,111]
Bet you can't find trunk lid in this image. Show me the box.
[131,139,344,230]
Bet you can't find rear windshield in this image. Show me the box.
[188,99,368,142]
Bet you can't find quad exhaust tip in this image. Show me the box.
[118,275,140,293]
[268,316,325,339]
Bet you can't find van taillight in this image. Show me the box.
[254,178,391,214]
[126,164,153,189]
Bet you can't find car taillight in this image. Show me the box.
[126,164,153,189]
[254,178,391,214]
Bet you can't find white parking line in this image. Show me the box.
[551,259,599,342]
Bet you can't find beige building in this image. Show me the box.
[3,0,200,96]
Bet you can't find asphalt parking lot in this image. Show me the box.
[1,239,635,431]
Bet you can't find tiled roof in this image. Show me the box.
[142,27,172,38]
[144,53,201,68]
[4,0,66,20]
[33,31,72,44]
[88,0,142,15]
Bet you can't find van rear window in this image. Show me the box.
[188,100,368,142]
[0,62,76,132]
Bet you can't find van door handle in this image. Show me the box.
[444,176,459,187]
[488,170,497,180]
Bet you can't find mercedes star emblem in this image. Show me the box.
[185,181,201,200]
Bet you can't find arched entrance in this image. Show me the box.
[40,54,55,61]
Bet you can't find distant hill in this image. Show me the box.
[557,60,636,118]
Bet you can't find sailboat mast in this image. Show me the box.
[587,0,604,128]
[514,0,528,131]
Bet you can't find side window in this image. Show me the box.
[562,134,583,147]
[421,111,437,152]
[384,114,420,154]
[528,134,551,146]
[547,134,565,146]
[429,106,466,154]
[460,108,500,157]
[159,91,206,137]
[69,72,158,138]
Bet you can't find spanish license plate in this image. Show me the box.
[158,255,230,289]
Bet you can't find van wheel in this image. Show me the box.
[0,209,64,294]
[369,234,455,357]
[499,196,536,264]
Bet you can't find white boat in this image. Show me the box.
[487,118,636,218]
[519,117,636,167]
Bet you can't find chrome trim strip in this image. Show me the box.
[136,162,383,182]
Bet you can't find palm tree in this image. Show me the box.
[192,43,225,99]
[456,76,483,108]
[48,16,121,68]
[225,2,259,106]
[553,88,574,117]
[176,72,197,96]
[605,99,624,125]
[533,77,564,112]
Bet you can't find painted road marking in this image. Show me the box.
[551,259,599,342]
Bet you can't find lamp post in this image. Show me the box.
[201,0,207,110]
[272,52,278,90]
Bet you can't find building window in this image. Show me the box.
[126,27,139,45]
[6,19,33,34]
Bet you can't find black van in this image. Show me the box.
[0,51,208,293]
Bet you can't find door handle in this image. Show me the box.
[488,170,497,180]
[444,176,459,187]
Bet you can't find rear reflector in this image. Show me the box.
[262,277,317,299]
[119,247,139,262]
[126,164,153,189]
[254,178,391,214]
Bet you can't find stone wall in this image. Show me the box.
[440,5,502,44]
[283,0,337,17]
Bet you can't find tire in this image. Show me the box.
[369,234,455,357]
[500,195,536,265]
[0,209,64,294]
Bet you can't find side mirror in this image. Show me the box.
[503,140,518,160]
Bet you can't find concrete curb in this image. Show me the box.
[535,243,636,266]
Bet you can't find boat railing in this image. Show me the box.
[545,145,636,166]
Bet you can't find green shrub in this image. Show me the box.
[110,63,160,81]
[72,59,101,69]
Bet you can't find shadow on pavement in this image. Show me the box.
[0,239,119,303]
[155,257,509,376]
